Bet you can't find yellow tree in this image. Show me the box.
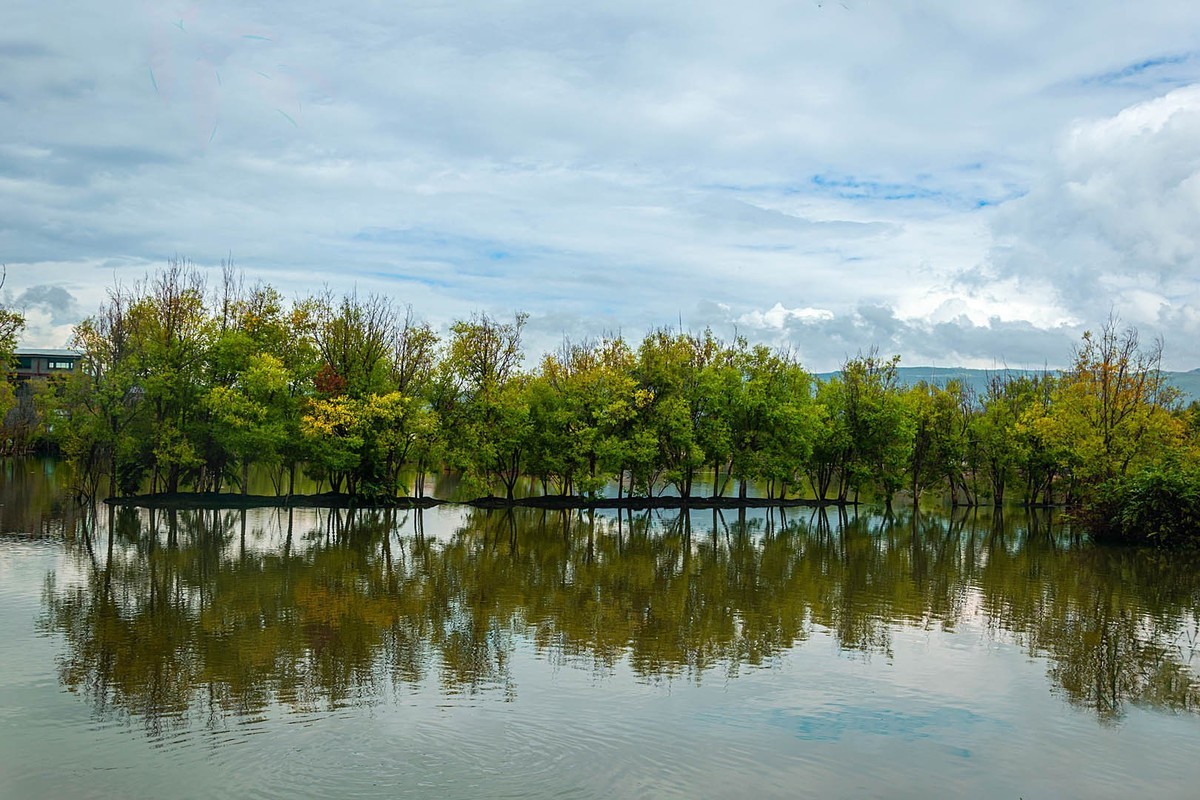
[1053,318,1183,484]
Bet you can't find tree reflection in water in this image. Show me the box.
[40,504,1200,737]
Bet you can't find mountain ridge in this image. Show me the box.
[813,366,1200,404]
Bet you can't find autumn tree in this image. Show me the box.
[66,280,149,496]
[1054,317,1182,483]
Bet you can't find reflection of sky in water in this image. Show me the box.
[5,480,1200,797]
[768,705,1001,757]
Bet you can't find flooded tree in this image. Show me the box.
[18,263,1198,547]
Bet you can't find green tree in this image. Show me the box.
[130,260,213,493]
[0,267,27,446]
[441,313,530,499]
[807,377,853,502]
[838,352,914,505]
[726,345,815,500]
[632,329,723,498]
[301,395,365,494]
[205,353,293,494]
[313,291,397,399]
[65,279,152,497]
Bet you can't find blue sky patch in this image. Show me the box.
[1082,52,1197,87]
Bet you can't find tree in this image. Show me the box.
[205,279,319,494]
[441,312,530,499]
[725,344,815,500]
[838,352,913,505]
[632,329,722,498]
[205,353,292,494]
[906,381,970,506]
[132,260,212,493]
[0,267,26,443]
[313,291,397,399]
[301,395,365,494]
[971,373,1029,506]
[1054,317,1182,483]
[66,279,150,497]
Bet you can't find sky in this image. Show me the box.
[2,0,1200,371]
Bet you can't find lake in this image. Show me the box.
[2,458,1199,798]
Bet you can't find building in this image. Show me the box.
[13,348,82,380]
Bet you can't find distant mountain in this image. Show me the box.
[813,366,1200,404]
[1167,370,1200,404]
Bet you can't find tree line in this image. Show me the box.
[4,261,1199,531]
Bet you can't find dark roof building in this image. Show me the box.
[13,348,82,380]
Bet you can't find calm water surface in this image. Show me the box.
[2,460,1200,798]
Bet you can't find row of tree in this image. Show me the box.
[5,261,1199,509]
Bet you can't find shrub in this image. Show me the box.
[1081,462,1200,546]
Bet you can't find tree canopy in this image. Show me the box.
[10,266,1199,542]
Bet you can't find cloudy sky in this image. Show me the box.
[3,1,1200,370]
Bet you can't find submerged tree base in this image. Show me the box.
[107,492,848,510]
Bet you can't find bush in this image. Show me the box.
[1081,462,1200,546]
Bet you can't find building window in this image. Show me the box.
[48,361,74,370]
[17,357,32,369]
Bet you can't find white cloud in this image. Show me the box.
[739,303,834,330]
[3,2,1200,368]
[989,84,1200,366]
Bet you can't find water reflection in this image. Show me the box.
[38,504,1200,737]
[0,458,85,538]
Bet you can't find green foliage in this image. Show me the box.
[32,264,1196,542]
[0,268,27,450]
[836,352,913,503]
[437,312,530,499]
[1053,319,1181,482]
[1082,461,1200,547]
[906,381,968,503]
